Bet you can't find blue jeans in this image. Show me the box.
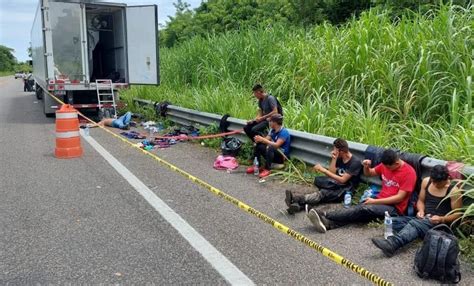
[325,204,397,229]
[112,112,132,129]
[391,216,434,248]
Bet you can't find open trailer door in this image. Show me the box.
[126,5,159,85]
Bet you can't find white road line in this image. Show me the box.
[80,130,254,286]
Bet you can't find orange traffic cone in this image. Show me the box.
[55,104,83,158]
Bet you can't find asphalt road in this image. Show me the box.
[1,76,472,285]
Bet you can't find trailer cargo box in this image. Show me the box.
[31,0,159,117]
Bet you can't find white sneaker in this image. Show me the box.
[307,209,327,233]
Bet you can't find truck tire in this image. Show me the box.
[43,92,56,118]
[35,84,43,100]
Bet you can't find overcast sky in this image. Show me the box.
[0,0,202,62]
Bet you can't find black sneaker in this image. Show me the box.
[287,203,301,215]
[371,238,396,257]
[284,190,293,207]
[307,209,327,233]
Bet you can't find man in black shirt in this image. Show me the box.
[244,84,282,141]
[285,138,362,214]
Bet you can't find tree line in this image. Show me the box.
[160,0,470,48]
[0,45,32,73]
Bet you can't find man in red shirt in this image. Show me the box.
[307,149,417,233]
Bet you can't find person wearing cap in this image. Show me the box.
[244,84,282,141]
[247,114,291,178]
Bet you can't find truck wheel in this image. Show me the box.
[35,84,43,100]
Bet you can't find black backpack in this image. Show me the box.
[275,96,283,116]
[221,137,242,156]
[414,224,461,283]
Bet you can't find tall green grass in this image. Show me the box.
[123,4,473,164]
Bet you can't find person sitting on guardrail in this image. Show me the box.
[307,149,417,233]
[371,165,462,257]
[98,111,132,130]
[243,84,283,142]
[285,138,362,214]
[246,114,290,178]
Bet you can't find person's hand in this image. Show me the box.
[313,164,325,173]
[429,215,444,224]
[331,149,339,159]
[362,160,372,168]
[363,198,377,205]
[254,135,264,143]
[416,210,425,219]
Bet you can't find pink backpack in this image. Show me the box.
[213,155,239,170]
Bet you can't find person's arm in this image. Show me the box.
[314,165,352,184]
[255,136,285,149]
[247,109,263,124]
[430,187,463,224]
[257,96,279,122]
[327,150,338,174]
[416,178,428,218]
[364,190,410,205]
[258,106,278,122]
[362,160,379,177]
[365,168,416,205]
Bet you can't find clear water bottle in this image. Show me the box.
[343,191,351,208]
[361,188,372,202]
[384,211,393,239]
[253,157,259,176]
[84,125,90,136]
[148,127,154,141]
[157,122,164,132]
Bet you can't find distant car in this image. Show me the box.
[15,72,25,79]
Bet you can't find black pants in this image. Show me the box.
[324,204,398,230]
[254,143,284,170]
[303,187,348,206]
[244,120,268,142]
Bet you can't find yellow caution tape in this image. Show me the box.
[45,91,393,286]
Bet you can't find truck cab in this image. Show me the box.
[31,0,159,117]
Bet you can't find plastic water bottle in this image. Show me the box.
[84,125,90,136]
[361,188,372,202]
[253,157,259,176]
[148,127,154,141]
[343,191,351,208]
[157,122,164,132]
[384,211,393,239]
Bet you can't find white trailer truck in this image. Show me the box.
[31,0,159,117]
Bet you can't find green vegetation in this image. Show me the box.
[160,0,470,48]
[0,45,32,74]
[124,4,473,164]
[455,174,474,267]
[459,233,474,267]
[0,45,16,72]
[0,71,13,77]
